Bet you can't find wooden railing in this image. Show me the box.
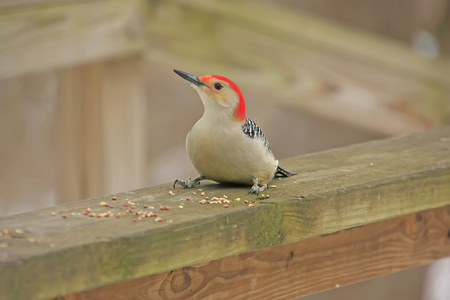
[0,127,449,300]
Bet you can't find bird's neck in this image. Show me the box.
[198,94,241,125]
[200,105,245,128]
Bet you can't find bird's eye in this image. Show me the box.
[214,82,223,90]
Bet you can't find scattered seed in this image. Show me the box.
[62,215,67,219]
[192,192,197,195]
[155,217,163,222]
[201,191,206,196]
[160,206,164,210]
[90,213,96,217]
[178,205,183,209]
[49,243,56,248]
[0,242,8,248]
[243,200,249,204]
[143,204,148,208]
[249,203,255,207]
[168,190,175,196]
[164,206,170,210]
[186,197,191,201]
[149,212,156,217]
[115,214,121,219]
[100,201,106,206]
[133,218,138,222]
[235,198,241,201]
[199,199,207,204]
[269,185,277,188]
[198,189,203,192]
[124,203,129,207]
[28,237,35,243]
[223,204,229,208]
[51,212,56,216]
[132,205,136,209]
[15,229,23,234]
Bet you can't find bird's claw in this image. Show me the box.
[173,176,203,189]
[248,179,268,195]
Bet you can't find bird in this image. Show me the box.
[173,69,295,194]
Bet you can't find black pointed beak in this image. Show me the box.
[174,69,206,87]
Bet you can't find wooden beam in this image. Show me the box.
[145,0,450,135]
[58,205,450,300]
[0,0,146,79]
[0,127,449,299]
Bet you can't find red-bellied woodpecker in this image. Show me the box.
[173,69,295,194]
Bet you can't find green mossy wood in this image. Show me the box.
[0,127,449,299]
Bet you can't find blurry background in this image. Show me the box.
[0,0,449,299]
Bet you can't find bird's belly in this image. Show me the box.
[186,127,277,185]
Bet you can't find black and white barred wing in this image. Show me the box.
[242,117,296,178]
[242,117,272,154]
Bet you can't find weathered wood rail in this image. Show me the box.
[1,127,449,300]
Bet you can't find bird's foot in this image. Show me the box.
[248,178,268,195]
[173,176,205,189]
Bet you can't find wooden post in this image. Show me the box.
[0,0,149,211]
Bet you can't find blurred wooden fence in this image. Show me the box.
[1,0,449,215]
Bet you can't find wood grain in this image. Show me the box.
[0,127,449,299]
[60,205,450,300]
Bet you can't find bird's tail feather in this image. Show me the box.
[275,166,296,178]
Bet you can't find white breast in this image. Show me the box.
[186,118,278,186]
